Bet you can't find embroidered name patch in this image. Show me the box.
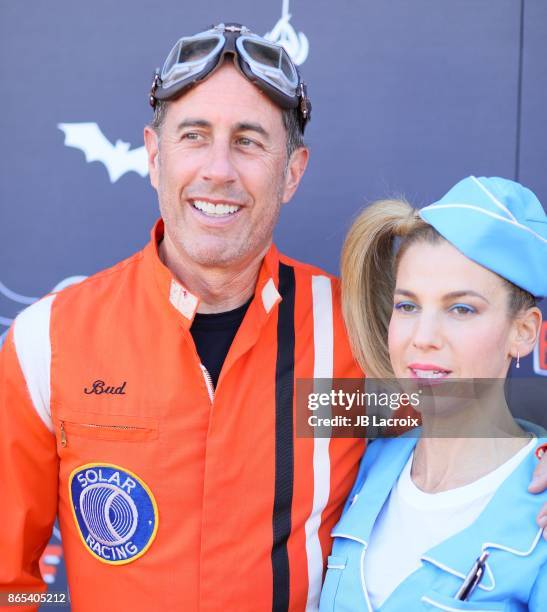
[69,463,158,565]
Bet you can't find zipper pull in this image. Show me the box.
[200,364,215,403]
[60,421,67,448]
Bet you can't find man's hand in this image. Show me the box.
[528,445,547,539]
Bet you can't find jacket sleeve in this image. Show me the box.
[529,559,547,611]
[0,311,58,607]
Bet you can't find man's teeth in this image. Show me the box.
[192,200,240,216]
[413,369,449,378]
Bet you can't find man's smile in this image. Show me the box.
[187,197,245,226]
[191,199,242,217]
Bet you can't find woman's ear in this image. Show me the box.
[510,306,543,359]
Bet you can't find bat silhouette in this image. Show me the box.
[58,122,149,183]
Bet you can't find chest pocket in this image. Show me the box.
[421,591,507,611]
[57,411,159,448]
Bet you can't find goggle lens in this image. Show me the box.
[178,36,221,64]
[239,38,299,91]
[161,34,223,87]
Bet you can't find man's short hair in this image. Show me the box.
[150,100,305,159]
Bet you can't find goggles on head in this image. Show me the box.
[149,23,311,132]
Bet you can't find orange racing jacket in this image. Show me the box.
[0,220,364,611]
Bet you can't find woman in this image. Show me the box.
[320,176,547,610]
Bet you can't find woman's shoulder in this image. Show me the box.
[351,435,547,506]
[343,435,417,509]
[359,434,418,472]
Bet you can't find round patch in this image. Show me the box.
[69,463,158,565]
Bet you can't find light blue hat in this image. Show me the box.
[419,176,547,298]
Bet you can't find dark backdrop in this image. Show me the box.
[1,1,546,606]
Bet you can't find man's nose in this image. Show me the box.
[411,312,444,351]
[201,140,238,184]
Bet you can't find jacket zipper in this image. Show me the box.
[200,364,215,403]
[59,420,149,448]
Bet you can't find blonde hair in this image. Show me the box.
[341,199,538,378]
[341,199,435,378]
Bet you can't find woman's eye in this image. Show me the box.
[449,304,476,316]
[394,301,417,313]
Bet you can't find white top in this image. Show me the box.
[363,438,536,609]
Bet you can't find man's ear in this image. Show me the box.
[281,146,309,204]
[143,126,160,190]
[510,306,543,359]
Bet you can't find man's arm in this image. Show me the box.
[0,319,58,603]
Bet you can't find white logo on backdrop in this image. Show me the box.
[0,277,87,347]
[58,123,148,183]
[265,0,309,65]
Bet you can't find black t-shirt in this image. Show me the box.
[190,297,252,388]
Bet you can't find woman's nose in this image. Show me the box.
[411,312,444,351]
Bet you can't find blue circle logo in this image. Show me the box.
[69,463,158,565]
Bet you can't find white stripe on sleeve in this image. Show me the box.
[13,295,56,433]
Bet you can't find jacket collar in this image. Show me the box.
[144,219,282,330]
[333,435,547,589]
[421,437,546,589]
[332,436,418,543]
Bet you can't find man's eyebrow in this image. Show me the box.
[394,288,490,304]
[235,122,270,138]
[176,119,212,131]
[175,119,270,139]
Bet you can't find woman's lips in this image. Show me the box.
[408,363,452,380]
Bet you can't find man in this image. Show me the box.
[1,23,547,612]
[0,24,363,611]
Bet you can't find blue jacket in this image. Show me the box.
[319,435,547,611]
